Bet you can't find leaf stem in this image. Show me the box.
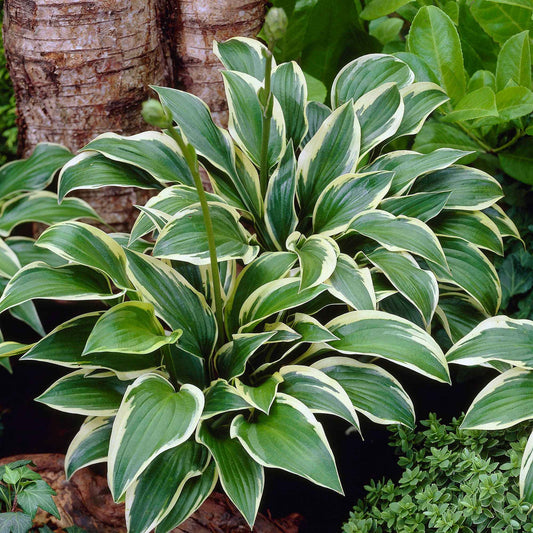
[166,126,225,348]
[493,130,525,154]
[259,49,274,197]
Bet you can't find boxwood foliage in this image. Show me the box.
[343,415,533,533]
[0,38,525,532]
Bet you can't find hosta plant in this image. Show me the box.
[0,36,522,532]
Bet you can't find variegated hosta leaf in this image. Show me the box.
[271,62,308,147]
[0,262,116,315]
[225,251,297,335]
[322,310,449,383]
[0,238,21,278]
[202,380,252,419]
[394,83,449,139]
[126,442,209,533]
[83,302,181,355]
[327,254,376,311]
[380,191,451,222]
[213,37,271,82]
[313,171,393,236]
[430,237,501,316]
[58,152,162,201]
[197,422,264,527]
[331,54,414,108]
[153,203,259,265]
[22,312,159,379]
[279,365,359,428]
[108,373,204,500]
[461,368,533,430]
[367,248,438,326]
[234,374,283,414]
[36,221,131,289]
[364,148,470,196]
[214,332,275,381]
[287,233,339,291]
[125,250,217,357]
[349,210,448,269]
[65,417,113,479]
[297,102,360,215]
[81,131,194,186]
[7,236,68,268]
[436,294,487,344]
[484,205,521,241]
[301,101,331,148]
[313,357,415,428]
[353,83,404,157]
[290,313,338,343]
[239,278,327,331]
[412,165,503,210]
[231,393,343,493]
[222,70,285,169]
[36,371,129,416]
[447,316,533,369]
[0,191,100,237]
[264,142,298,250]
[0,341,31,360]
[0,143,72,200]
[521,432,533,504]
[155,461,217,533]
[430,211,503,255]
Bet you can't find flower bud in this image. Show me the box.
[263,7,288,46]
[142,99,172,129]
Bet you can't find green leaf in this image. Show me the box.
[367,248,438,326]
[496,86,533,121]
[361,0,414,20]
[499,138,533,185]
[380,191,451,222]
[108,373,204,500]
[0,263,115,314]
[468,70,497,92]
[36,371,128,416]
[297,102,360,214]
[0,143,72,201]
[231,393,343,493]
[436,294,488,344]
[0,192,100,237]
[214,37,270,81]
[496,31,531,91]
[412,121,481,154]
[442,87,498,122]
[349,210,448,268]
[197,423,264,527]
[36,221,130,289]
[412,166,503,210]
[301,101,331,147]
[202,380,252,419]
[279,365,359,427]
[462,368,533,430]
[81,131,194,186]
[6,237,67,268]
[369,17,404,45]
[125,442,209,533]
[499,253,533,308]
[0,512,33,533]
[65,417,113,479]
[447,316,533,369]
[484,205,521,240]
[58,152,162,201]
[83,302,181,355]
[234,375,283,414]
[521,431,533,504]
[331,54,414,108]
[323,310,449,383]
[313,357,415,427]
[153,203,258,265]
[408,6,466,102]
[304,72,327,103]
[17,480,60,520]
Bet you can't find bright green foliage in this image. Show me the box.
[343,415,533,533]
[0,37,523,533]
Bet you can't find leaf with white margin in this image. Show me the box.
[153,203,259,265]
[279,365,359,428]
[125,441,209,533]
[0,262,116,315]
[290,313,338,343]
[322,310,449,383]
[313,171,393,236]
[234,374,283,414]
[0,238,21,278]
[202,380,252,419]
[380,191,451,222]
[484,205,521,241]
[461,368,533,430]
[213,37,271,81]
[36,371,128,416]
[36,221,131,289]
[349,210,448,269]
[313,357,415,428]
[108,373,204,500]
[331,53,414,108]
[520,431,533,504]
[83,302,181,355]
[297,102,360,215]
[65,417,113,479]
[197,422,264,527]
[353,83,404,157]
[301,101,331,148]
[367,248,438,326]
[447,316,533,369]
[231,393,343,493]
[328,255,376,311]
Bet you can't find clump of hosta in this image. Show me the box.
[0,37,523,533]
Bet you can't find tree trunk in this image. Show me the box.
[175,0,266,126]
[3,0,169,231]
